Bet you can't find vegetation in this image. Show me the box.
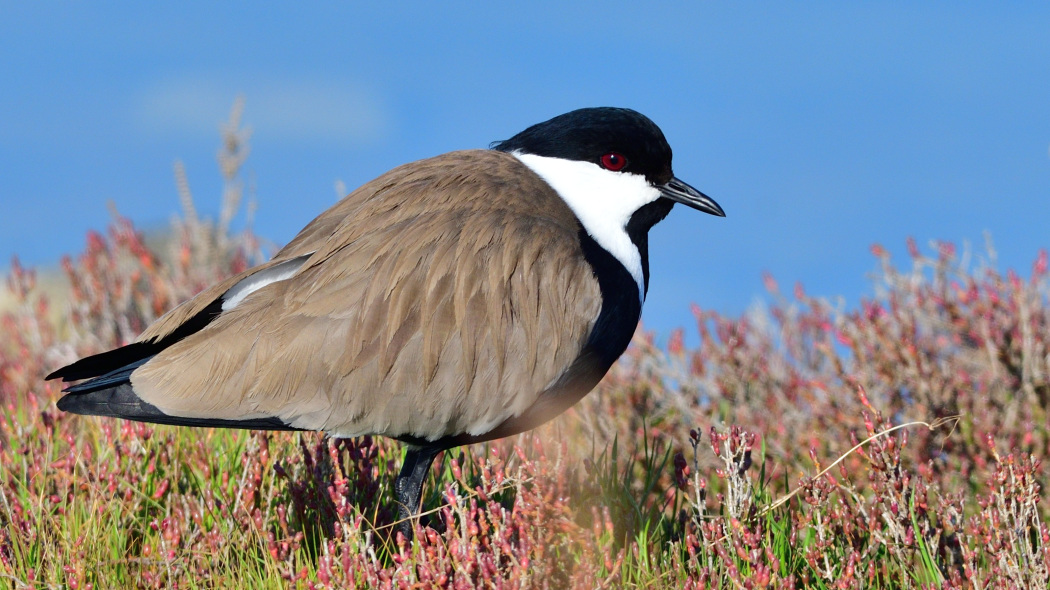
[1,104,1048,588]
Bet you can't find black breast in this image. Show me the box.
[578,228,644,367]
[583,197,674,364]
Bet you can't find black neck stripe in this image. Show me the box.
[578,228,643,367]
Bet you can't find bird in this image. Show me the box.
[47,106,725,538]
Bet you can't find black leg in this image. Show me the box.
[393,445,443,541]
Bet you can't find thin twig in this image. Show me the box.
[763,415,960,514]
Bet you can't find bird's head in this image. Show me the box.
[492,107,725,220]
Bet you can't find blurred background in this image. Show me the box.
[2,3,1048,342]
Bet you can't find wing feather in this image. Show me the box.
[130,150,603,441]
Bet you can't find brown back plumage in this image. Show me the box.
[130,150,604,441]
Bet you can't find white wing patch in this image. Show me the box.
[513,152,660,303]
[221,254,312,311]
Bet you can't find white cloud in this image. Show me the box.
[133,75,388,145]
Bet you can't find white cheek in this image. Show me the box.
[513,153,659,304]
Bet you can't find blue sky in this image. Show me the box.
[3,3,1049,341]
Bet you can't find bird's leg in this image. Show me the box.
[393,444,443,541]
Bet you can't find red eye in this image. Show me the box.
[600,152,627,171]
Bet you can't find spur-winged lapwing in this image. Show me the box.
[48,107,725,538]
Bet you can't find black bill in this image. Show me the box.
[659,177,725,217]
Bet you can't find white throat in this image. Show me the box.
[513,152,660,304]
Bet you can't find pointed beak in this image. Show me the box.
[659,177,726,217]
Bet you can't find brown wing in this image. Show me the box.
[130,150,603,441]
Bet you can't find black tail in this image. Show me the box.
[47,299,226,383]
[56,352,302,431]
[57,381,303,431]
[47,342,158,382]
[49,298,302,431]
